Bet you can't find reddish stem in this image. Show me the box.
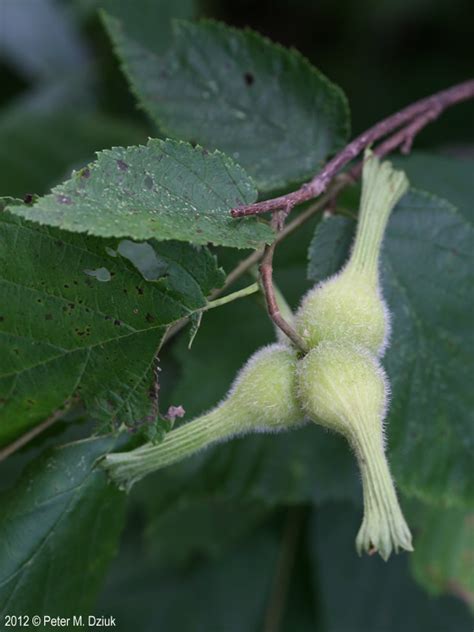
[231,79,474,218]
[259,242,307,352]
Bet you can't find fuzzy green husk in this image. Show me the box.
[102,344,304,491]
[296,150,409,356]
[297,342,413,560]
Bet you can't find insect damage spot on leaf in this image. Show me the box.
[244,72,255,86]
[117,159,129,171]
[83,267,112,282]
[56,194,72,205]
[144,175,154,190]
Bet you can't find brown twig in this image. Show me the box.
[378,106,443,158]
[259,241,307,352]
[346,109,443,181]
[231,79,474,218]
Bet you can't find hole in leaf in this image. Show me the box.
[144,175,154,190]
[83,267,112,282]
[118,240,168,281]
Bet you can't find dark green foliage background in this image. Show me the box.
[0,0,472,630]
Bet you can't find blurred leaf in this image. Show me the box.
[0,437,125,617]
[280,542,318,632]
[309,503,472,632]
[1,76,96,119]
[0,211,223,445]
[308,187,474,506]
[307,214,354,282]
[0,0,90,81]
[59,0,102,21]
[100,0,195,55]
[97,523,279,631]
[0,111,146,198]
[0,0,96,114]
[410,504,474,610]
[144,496,269,566]
[102,18,349,191]
[8,139,273,248]
[394,152,473,217]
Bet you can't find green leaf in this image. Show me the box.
[0,437,125,617]
[143,496,269,566]
[8,138,272,248]
[410,504,474,610]
[0,111,146,198]
[97,521,279,631]
[102,18,350,191]
[307,186,473,506]
[393,152,473,216]
[309,503,472,632]
[0,211,224,445]
[307,214,354,281]
[100,0,195,55]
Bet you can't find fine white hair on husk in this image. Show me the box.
[298,254,393,357]
[171,342,303,440]
[379,288,392,354]
[352,343,392,450]
[226,342,292,399]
